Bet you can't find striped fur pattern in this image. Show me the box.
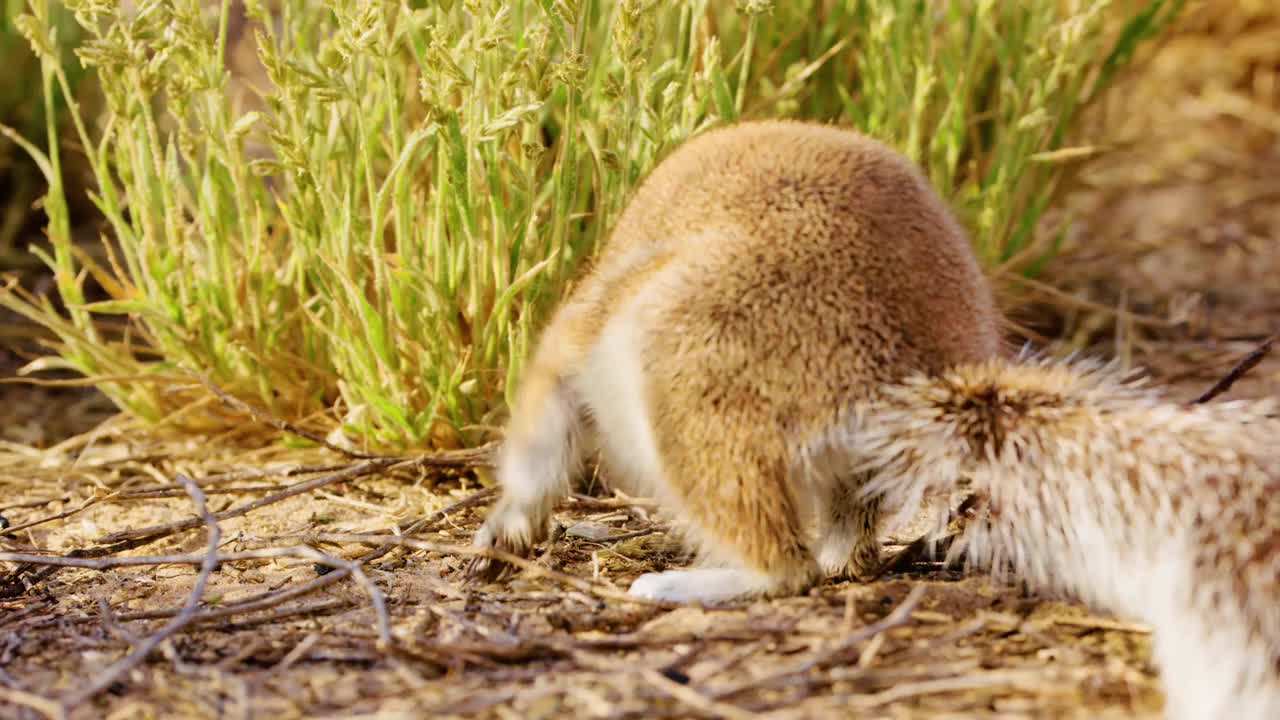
[836,355,1280,720]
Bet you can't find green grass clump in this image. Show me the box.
[1,0,1180,451]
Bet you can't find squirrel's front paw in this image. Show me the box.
[463,504,539,583]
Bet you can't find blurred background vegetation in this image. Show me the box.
[0,0,89,271]
[0,0,1219,453]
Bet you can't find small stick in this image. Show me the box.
[212,598,352,632]
[6,446,491,600]
[297,532,680,608]
[133,462,353,490]
[96,596,139,644]
[592,526,664,543]
[95,457,405,544]
[569,494,661,511]
[640,667,760,720]
[0,686,64,720]
[404,485,499,534]
[117,484,285,500]
[189,368,386,460]
[871,494,982,580]
[3,453,475,541]
[1051,614,1151,634]
[59,475,222,711]
[0,494,111,538]
[689,638,778,685]
[1192,334,1276,404]
[710,584,927,700]
[2,547,393,642]
[1,534,162,602]
[111,487,498,624]
[0,496,70,512]
[93,441,498,546]
[785,584,926,674]
[4,475,451,634]
[842,668,1045,709]
[267,632,321,676]
[1007,274,1174,329]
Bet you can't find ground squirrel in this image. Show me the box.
[845,356,1280,720]
[466,119,1006,603]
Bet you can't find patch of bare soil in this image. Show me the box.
[2,2,1278,718]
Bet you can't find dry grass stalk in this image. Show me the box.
[1191,334,1276,403]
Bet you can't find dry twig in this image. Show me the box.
[711,584,927,700]
[190,368,384,459]
[95,457,406,543]
[872,494,983,580]
[841,668,1048,709]
[297,532,680,609]
[0,493,112,538]
[0,544,394,643]
[641,668,760,720]
[109,487,498,625]
[0,686,65,720]
[96,445,492,545]
[1191,334,1276,404]
[59,475,223,711]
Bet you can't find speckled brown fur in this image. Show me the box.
[846,356,1280,719]
[467,120,1005,602]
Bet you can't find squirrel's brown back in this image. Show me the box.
[602,120,1005,434]
[471,119,1008,604]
